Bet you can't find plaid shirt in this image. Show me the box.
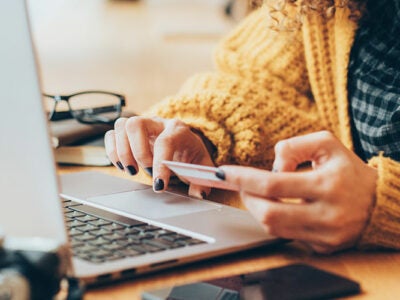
[348,0,400,161]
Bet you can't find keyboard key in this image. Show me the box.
[76,224,99,232]
[156,229,176,236]
[141,225,160,232]
[67,220,86,228]
[75,215,98,222]
[159,235,176,242]
[88,237,112,247]
[65,211,86,218]
[101,223,126,231]
[102,243,124,251]
[118,249,142,257]
[126,232,155,241]
[74,233,96,242]
[103,233,126,241]
[75,244,99,254]
[69,228,84,237]
[143,239,175,250]
[112,239,133,247]
[122,227,142,235]
[90,228,112,237]
[89,219,112,226]
[129,244,162,253]
[174,234,191,241]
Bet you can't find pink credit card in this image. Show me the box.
[162,160,240,191]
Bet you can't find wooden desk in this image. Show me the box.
[32,1,400,299]
[59,166,400,300]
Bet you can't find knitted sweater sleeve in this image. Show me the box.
[357,155,400,249]
[145,7,325,168]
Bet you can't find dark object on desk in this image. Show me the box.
[141,276,242,300]
[241,263,361,300]
[0,234,71,300]
[141,263,360,300]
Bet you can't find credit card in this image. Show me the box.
[162,160,240,191]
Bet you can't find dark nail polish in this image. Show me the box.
[215,169,226,180]
[126,165,137,176]
[144,167,153,177]
[154,178,164,191]
[201,191,207,199]
[116,161,124,170]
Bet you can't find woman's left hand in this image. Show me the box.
[219,131,378,253]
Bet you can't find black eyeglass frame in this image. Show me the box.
[43,90,126,124]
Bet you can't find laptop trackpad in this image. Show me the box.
[86,189,220,220]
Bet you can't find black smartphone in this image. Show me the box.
[141,263,360,300]
[241,263,361,300]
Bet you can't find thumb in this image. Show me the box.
[272,131,339,172]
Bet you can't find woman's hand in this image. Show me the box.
[218,131,378,253]
[104,116,214,198]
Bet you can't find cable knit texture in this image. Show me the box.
[145,4,400,250]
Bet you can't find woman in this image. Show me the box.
[105,0,400,253]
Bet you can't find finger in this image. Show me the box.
[151,120,185,192]
[220,165,322,200]
[188,184,211,200]
[242,194,323,242]
[186,132,214,199]
[114,118,138,175]
[125,116,164,172]
[273,131,339,171]
[104,130,123,170]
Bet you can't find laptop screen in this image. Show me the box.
[0,0,67,243]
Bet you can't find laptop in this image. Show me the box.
[0,0,280,286]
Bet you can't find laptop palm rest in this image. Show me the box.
[85,189,220,220]
[60,171,220,220]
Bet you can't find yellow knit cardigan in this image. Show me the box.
[146,5,400,250]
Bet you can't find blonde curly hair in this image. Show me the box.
[249,0,363,31]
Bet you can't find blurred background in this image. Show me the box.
[27,0,249,114]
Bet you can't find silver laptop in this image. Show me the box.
[0,0,280,286]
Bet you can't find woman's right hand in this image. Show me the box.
[104,116,214,198]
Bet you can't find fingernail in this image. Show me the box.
[272,168,278,173]
[201,191,207,199]
[154,178,164,191]
[126,165,137,176]
[144,167,153,177]
[116,161,124,170]
[215,169,226,180]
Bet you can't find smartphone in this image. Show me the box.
[162,160,240,191]
[141,263,361,300]
[241,263,361,300]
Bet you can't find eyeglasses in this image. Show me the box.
[43,90,126,125]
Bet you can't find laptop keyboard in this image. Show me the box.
[63,199,206,264]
